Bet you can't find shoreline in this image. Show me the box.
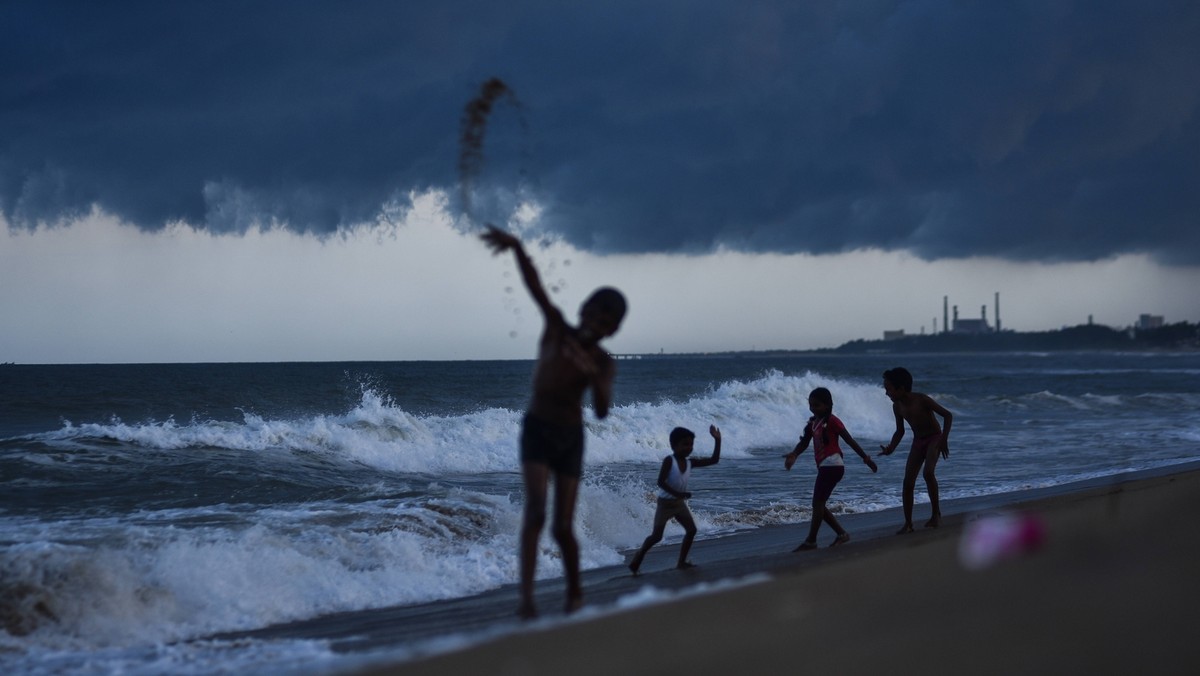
[346,460,1200,674]
[225,461,1200,674]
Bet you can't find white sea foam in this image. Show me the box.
[43,369,1191,482]
[29,370,900,475]
[2,494,513,645]
[0,464,825,658]
[587,369,897,462]
[0,474,678,653]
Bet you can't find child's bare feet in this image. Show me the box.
[628,562,640,576]
[564,595,583,615]
[830,533,850,547]
[517,601,538,620]
[896,523,914,535]
[792,541,818,552]
[924,515,941,529]
[676,561,697,570]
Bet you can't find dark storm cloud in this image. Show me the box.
[2,1,1197,263]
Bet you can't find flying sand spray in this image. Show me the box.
[458,77,524,225]
[459,78,569,339]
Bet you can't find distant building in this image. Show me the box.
[942,294,1001,334]
[883,330,906,340]
[951,304,992,334]
[1137,314,1164,330]
[953,319,990,334]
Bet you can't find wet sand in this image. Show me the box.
[240,463,1200,674]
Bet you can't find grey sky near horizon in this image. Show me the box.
[2,1,1198,363]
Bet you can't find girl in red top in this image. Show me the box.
[784,387,878,550]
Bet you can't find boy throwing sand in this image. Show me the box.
[879,367,953,533]
[481,225,627,619]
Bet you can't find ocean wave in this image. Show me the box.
[0,473,672,652]
[0,495,519,650]
[19,370,902,476]
[0,459,882,652]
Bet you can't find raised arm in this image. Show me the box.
[879,404,905,456]
[691,425,722,468]
[480,225,557,319]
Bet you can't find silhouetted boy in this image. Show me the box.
[481,225,627,618]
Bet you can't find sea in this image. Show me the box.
[2,351,1199,674]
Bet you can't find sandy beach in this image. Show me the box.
[337,463,1200,675]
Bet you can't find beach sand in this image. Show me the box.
[333,464,1200,675]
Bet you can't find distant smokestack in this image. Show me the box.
[995,292,1001,332]
[943,296,949,335]
[982,304,988,327]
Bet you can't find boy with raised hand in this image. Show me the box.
[628,424,722,575]
[481,225,627,619]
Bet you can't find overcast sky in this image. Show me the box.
[2,1,1198,363]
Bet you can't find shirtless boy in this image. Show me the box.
[481,225,627,619]
[879,367,954,533]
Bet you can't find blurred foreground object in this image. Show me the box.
[959,512,1046,570]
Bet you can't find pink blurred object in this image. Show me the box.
[958,512,1046,570]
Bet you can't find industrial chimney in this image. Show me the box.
[995,292,1001,332]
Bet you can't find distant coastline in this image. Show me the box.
[624,321,1200,358]
[824,320,1200,355]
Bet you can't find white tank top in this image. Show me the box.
[657,456,690,499]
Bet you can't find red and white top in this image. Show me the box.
[809,414,845,467]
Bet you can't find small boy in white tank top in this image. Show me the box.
[628,424,722,574]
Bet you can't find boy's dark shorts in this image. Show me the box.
[521,414,585,478]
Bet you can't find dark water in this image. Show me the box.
[2,352,1198,673]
